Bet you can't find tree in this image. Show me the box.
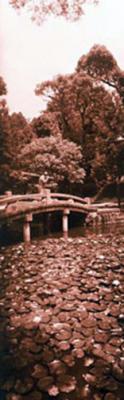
[75,46,124,187]
[31,110,60,137]
[0,76,7,96]
[10,112,35,155]
[17,134,85,191]
[6,112,35,191]
[0,78,10,192]
[0,91,35,193]
[10,0,99,23]
[77,45,124,104]
[35,70,123,143]
[35,68,124,188]
[35,72,98,144]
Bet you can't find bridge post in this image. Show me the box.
[23,213,33,243]
[62,209,70,236]
[4,190,12,196]
[46,189,51,203]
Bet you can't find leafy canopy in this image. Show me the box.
[34,45,124,189]
[0,84,35,193]
[0,77,7,96]
[18,134,85,189]
[77,45,124,103]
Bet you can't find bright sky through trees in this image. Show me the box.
[1,0,124,118]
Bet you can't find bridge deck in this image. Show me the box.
[0,192,119,223]
[0,192,120,222]
[0,192,121,242]
[0,200,94,224]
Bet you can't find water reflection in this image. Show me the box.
[1,216,124,247]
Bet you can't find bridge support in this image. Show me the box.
[23,213,33,243]
[46,189,51,203]
[4,190,12,196]
[62,209,70,237]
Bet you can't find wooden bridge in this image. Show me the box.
[0,190,97,242]
[0,190,120,242]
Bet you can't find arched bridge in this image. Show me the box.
[0,191,96,242]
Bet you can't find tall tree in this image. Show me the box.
[77,45,124,104]
[35,48,124,190]
[10,112,35,155]
[0,83,35,193]
[6,112,35,191]
[76,46,124,187]
[10,0,99,23]
[0,77,10,192]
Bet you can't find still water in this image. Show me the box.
[0,218,124,246]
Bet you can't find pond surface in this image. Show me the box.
[0,225,124,399]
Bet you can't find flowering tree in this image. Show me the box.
[10,0,99,23]
[17,134,85,191]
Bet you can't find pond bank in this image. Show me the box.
[0,232,124,399]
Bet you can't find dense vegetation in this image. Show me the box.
[0,45,124,195]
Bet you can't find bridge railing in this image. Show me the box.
[50,193,88,204]
[0,193,45,205]
[0,192,88,207]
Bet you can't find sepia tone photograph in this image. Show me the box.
[0,0,124,399]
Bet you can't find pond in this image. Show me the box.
[0,213,124,246]
[0,224,124,399]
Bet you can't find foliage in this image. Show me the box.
[9,112,35,156]
[35,71,123,144]
[76,46,124,185]
[0,100,11,192]
[77,45,124,103]
[0,76,7,96]
[17,135,85,190]
[35,73,124,185]
[0,79,10,192]
[10,0,99,23]
[34,47,124,190]
[1,44,124,196]
[31,110,60,137]
[0,87,35,193]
